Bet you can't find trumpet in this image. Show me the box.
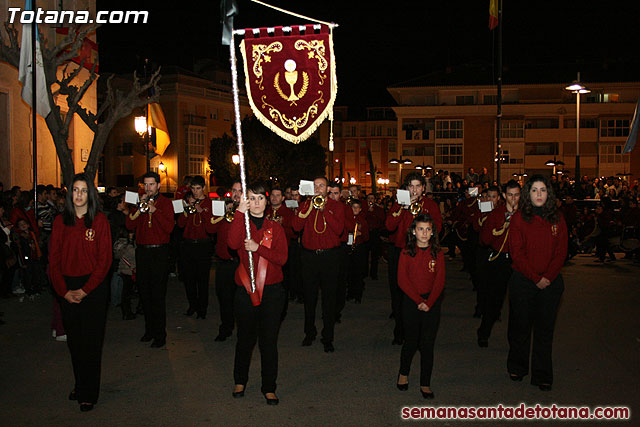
[312,194,327,210]
[409,201,421,216]
[267,208,281,222]
[184,201,197,214]
[224,210,235,223]
[346,195,354,205]
[137,194,157,213]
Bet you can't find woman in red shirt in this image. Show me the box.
[227,183,288,405]
[507,175,567,391]
[48,173,112,412]
[396,214,445,399]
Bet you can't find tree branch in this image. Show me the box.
[0,22,21,68]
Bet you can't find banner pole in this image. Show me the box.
[229,31,256,293]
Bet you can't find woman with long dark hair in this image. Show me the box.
[396,214,445,399]
[227,183,288,405]
[507,174,567,391]
[49,173,112,411]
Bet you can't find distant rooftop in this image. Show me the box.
[389,60,640,88]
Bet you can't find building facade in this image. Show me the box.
[103,66,250,193]
[388,79,640,185]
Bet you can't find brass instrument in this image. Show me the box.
[346,195,354,205]
[185,201,197,214]
[409,201,421,216]
[138,200,150,213]
[267,207,281,222]
[312,194,327,210]
[225,210,235,223]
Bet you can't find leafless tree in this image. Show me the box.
[0,23,161,186]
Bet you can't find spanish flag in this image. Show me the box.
[489,0,499,30]
[148,103,171,156]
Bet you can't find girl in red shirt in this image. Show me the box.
[48,173,112,412]
[507,175,567,391]
[227,183,288,406]
[396,214,445,399]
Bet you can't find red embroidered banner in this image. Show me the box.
[240,25,337,144]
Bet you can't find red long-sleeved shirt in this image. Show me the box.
[343,210,370,245]
[385,198,442,248]
[398,248,445,308]
[125,194,175,244]
[508,211,568,284]
[208,215,236,260]
[364,204,385,231]
[480,204,514,255]
[292,197,345,250]
[265,204,294,244]
[49,213,112,296]
[227,211,288,286]
[177,198,212,240]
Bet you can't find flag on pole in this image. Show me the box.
[18,0,51,118]
[148,103,171,156]
[623,98,640,154]
[489,0,499,30]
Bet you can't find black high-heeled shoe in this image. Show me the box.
[509,373,524,382]
[396,375,408,391]
[420,388,435,399]
[263,392,279,405]
[79,403,94,412]
[232,385,245,398]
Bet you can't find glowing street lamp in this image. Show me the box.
[232,154,240,165]
[134,116,148,135]
[565,75,590,181]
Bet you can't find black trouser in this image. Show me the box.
[347,244,367,300]
[233,283,286,393]
[335,244,349,320]
[477,253,512,340]
[136,245,170,340]
[474,246,492,314]
[181,240,212,315]
[507,271,564,385]
[59,275,108,404]
[288,241,303,301]
[120,273,135,317]
[301,247,340,343]
[367,229,382,279]
[399,294,442,387]
[387,245,404,341]
[595,230,616,261]
[215,258,239,336]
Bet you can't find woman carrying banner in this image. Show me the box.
[227,183,288,405]
[49,173,112,412]
[396,214,445,399]
[507,175,567,391]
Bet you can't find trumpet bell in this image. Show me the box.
[409,202,421,216]
[312,194,327,210]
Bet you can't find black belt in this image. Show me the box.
[303,247,338,255]
[184,238,210,244]
[138,244,168,249]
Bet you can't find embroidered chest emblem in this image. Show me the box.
[551,224,558,237]
[428,259,436,273]
[85,229,95,241]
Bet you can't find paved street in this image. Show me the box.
[1,253,638,426]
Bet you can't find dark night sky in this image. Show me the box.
[96,1,640,109]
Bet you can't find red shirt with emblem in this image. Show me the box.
[292,197,345,250]
[508,210,568,283]
[177,198,212,240]
[398,248,445,309]
[125,194,175,244]
[385,197,442,248]
[49,213,113,296]
[227,211,288,286]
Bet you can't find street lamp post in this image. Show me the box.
[135,115,150,172]
[565,74,590,183]
[389,157,412,185]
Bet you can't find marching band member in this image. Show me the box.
[124,172,175,348]
[477,180,520,347]
[208,180,242,342]
[49,173,112,411]
[228,183,287,405]
[177,176,212,319]
[292,176,345,353]
[364,193,385,280]
[345,199,369,303]
[396,214,445,400]
[472,187,498,318]
[507,175,567,391]
[385,173,442,345]
[329,181,351,324]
